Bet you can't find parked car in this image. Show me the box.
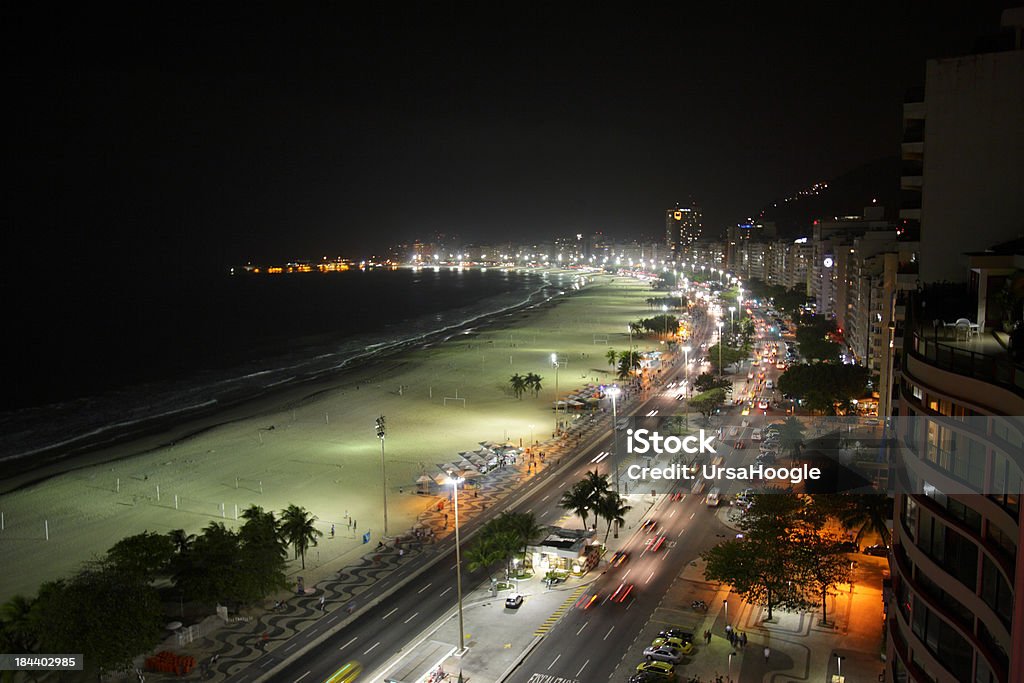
[628,672,668,683]
[643,645,684,664]
[651,637,695,655]
[505,593,523,609]
[864,544,889,557]
[835,541,859,553]
[657,629,695,643]
[635,661,676,679]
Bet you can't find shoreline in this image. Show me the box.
[0,273,659,602]
[0,270,573,495]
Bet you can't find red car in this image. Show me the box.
[610,582,635,603]
[647,535,666,552]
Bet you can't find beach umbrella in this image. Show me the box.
[461,470,482,479]
[478,441,500,450]
[416,474,433,483]
[433,473,449,485]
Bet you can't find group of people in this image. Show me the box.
[723,624,748,647]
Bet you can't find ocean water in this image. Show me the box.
[2,267,563,467]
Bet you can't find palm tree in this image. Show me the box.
[595,492,632,543]
[777,416,805,463]
[605,349,618,367]
[559,482,593,530]
[465,535,505,579]
[509,373,527,399]
[616,351,641,379]
[168,528,195,555]
[0,594,37,655]
[821,494,892,547]
[279,504,323,569]
[525,372,543,397]
[581,470,613,505]
[501,511,546,556]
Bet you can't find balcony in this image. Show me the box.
[910,331,1024,396]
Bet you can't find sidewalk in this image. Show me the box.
[139,397,641,682]
[373,490,660,682]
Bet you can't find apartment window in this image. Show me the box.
[914,568,973,630]
[980,554,1013,630]
[977,621,1009,681]
[918,510,978,590]
[989,451,1022,519]
[910,599,972,681]
[952,435,986,491]
[912,385,923,401]
[975,657,997,683]
[901,496,919,541]
[986,523,1017,566]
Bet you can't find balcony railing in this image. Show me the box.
[911,331,1024,396]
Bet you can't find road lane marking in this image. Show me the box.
[548,654,561,669]
[294,673,310,683]
[340,637,357,650]
[577,660,590,677]
[559,482,566,487]
[646,570,655,584]
[417,583,432,594]
[382,608,398,620]
[576,622,588,635]
[622,569,631,578]
[678,527,686,537]
[284,643,298,652]
[604,626,615,640]
[440,587,453,597]
[689,512,696,519]
[669,510,676,518]
[541,494,550,501]
[404,612,419,624]
[363,642,380,655]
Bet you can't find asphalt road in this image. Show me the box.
[231,304,787,683]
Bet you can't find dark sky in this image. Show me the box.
[3,1,1017,272]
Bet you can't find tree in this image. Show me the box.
[595,492,631,543]
[465,534,507,580]
[776,416,805,463]
[0,594,37,655]
[168,528,195,555]
[106,531,176,581]
[694,371,730,393]
[172,521,244,605]
[280,504,323,569]
[508,373,527,399]
[815,494,892,547]
[238,505,288,598]
[559,481,594,530]
[707,343,746,374]
[689,388,727,423]
[792,532,852,626]
[795,317,840,362]
[617,351,641,379]
[31,564,163,677]
[524,372,543,397]
[605,349,618,367]
[778,364,870,415]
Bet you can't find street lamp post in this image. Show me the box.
[375,416,388,536]
[717,321,724,377]
[682,345,691,430]
[607,385,622,497]
[729,306,736,336]
[551,353,559,436]
[447,472,467,655]
[729,650,736,683]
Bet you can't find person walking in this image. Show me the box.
[763,646,770,663]
[319,595,326,611]
[330,524,335,538]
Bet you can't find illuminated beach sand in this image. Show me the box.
[0,273,662,602]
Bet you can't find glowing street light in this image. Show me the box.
[445,472,467,654]
[375,416,389,535]
[551,353,560,435]
[729,305,736,335]
[682,345,692,430]
[606,385,622,496]
[716,321,724,377]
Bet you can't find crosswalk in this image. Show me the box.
[534,586,586,636]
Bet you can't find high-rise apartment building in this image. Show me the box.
[886,10,1024,683]
[665,203,702,257]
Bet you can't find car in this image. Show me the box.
[643,645,684,664]
[758,371,766,380]
[657,628,695,644]
[505,593,523,609]
[776,362,786,370]
[835,541,859,553]
[647,535,666,552]
[765,380,774,390]
[735,440,745,449]
[758,400,769,410]
[635,661,676,678]
[640,518,658,532]
[651,637,695,655]
[610,582,635,602]
[628,673,668,683]
[864,544,889,557]
[579,591,601,609]
[610,550,630,567]
[751,429,762,441]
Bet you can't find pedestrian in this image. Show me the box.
[725,624,733,639]
[764,646,770,662]
[740,632,747,647]
[347,518,351,529]
[353,519,357,530]
[444,513,449,526]
[330,524,335,538]
[399,548,404,557]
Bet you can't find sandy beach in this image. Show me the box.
[0,273,662,603]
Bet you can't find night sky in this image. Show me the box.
[4,2,1017,274]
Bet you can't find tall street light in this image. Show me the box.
[551,353,560,436]
[716,321,724,377]
[662,304,669,338]
[375,416,389,536]
[682,345,692,431]
[729,306,736,336]
[445,472,467,655]
[606,385,622,496]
